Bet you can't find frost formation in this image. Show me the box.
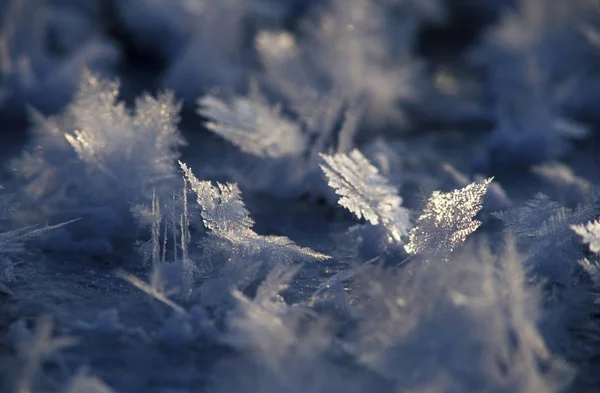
[180,161,330,262]
[405,178,492,255]
[198,94,308,159]
[18,71,186,216]
[572,219,600,254]
[320,149,412,244]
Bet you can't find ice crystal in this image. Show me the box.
[216,263,348,392]
[180,161,329,262]
[161,0,250,98]
[572,219,600,254]
[442,163,512,212]
[532,162,592,205]
[253,264,302,313]
[578,258,600,305]
[116,269,186,314]
[484,85,589,166]
[497,193,599,245]
[470,0,594,166]
[493,193,563,237]
[495,192,600,283]
[307,0,424,120]
[19,71,186,217]
[255,0,429,129]
[227,264,303,355]
[198,94,308,159]
[405,178,492,254]
[320,149,411,243]
[346,239,572,392]
[195,88,349,198]
[64,72,185,204]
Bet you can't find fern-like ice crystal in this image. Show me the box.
[198,94,308,159]
[572,219,600,254]
[180,161,329,262]
[320,149,411,243]
[405,178,492,255]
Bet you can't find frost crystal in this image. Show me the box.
[198,94,308,159]
[572,219,600,254]
[493,193,563,238]
[180,162,254,238]
[180,161,329,262]
[496,192,600,247]
[303,0,424,126]
[320,149,411,243]
[64,72,185,203]
[405,178,492,254]
[19,71,186,217]
[495,192,600,284]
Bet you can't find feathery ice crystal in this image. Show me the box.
[180,161,330,263]
[320,149,411,244]
[405,178,492,255]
